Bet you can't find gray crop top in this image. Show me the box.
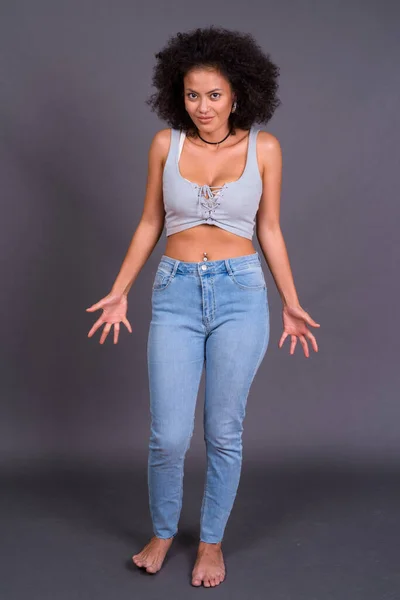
[162,124,263,240]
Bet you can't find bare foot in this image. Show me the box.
[132,535,174,574]
[191,541,226,587]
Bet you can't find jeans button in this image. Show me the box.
[201,264,207,271]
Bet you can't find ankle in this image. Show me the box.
[199,540,222,548]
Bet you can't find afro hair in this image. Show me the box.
[146,26,281,135]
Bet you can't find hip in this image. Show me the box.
[150,251,269,333]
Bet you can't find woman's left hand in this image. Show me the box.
[279,304,320,358]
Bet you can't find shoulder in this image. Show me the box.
[149,128,177,167]
[150,127,175,151]
[255,129,281,155]
[254,130,282,181]
[255,130,282,171]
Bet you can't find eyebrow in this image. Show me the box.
[186,88,224,93]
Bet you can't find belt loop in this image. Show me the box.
[224,258,233,275]
[171,260,180,277]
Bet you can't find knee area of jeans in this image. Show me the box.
[150,433,192,457]
[204,432,243,450]
[204,423,243,442]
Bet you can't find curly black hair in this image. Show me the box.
[146,26,281,135]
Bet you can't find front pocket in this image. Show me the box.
[229,264,266,290]
[152,266,174,292]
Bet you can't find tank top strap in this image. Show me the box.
[177,129,185,161]
[165,128,180,169]
[169,127,179,161]
[245,124,261,178]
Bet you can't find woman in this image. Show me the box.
[86,26,320,588]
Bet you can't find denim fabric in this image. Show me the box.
[147,251,270,543]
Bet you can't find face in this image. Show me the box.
[183,67,236,132]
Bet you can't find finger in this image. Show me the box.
[86,301,106,312]
[305,330,319,352]
[305,313,320,328]
[100,322,112,345]
[88,316,105,338]
[279,332,288,348]
[299,335,309,358]
[122,317,132,333]
[114,322,120,344]
[290,335,297,355]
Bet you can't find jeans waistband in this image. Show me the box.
[159,251,261,275]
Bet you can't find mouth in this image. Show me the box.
[197,116,214,122]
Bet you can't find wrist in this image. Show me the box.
[281,296,301,309]
[110,286,128,299]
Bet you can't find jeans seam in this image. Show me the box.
[199,439,209,528]
[199,300,269,542]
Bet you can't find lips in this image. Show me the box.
[198,116,213,122]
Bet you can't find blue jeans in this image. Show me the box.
[147,251,270,543]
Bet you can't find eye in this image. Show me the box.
[186,92,221,100]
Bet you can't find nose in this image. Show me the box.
[199,98,210,113]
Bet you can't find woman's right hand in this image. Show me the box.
[86,292,132,344]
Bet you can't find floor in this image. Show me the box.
[1,458,399,599]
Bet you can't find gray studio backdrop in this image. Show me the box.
[1,1,399,469]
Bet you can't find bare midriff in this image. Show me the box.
[164,224,256,262]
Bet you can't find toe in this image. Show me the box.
[204,579,211,587]
[146,564,158,574]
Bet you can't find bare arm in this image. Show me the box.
[256,132,300,308]
[256,132,320,357]
[110,128,171,297]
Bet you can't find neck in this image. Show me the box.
[196,124,231,143]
